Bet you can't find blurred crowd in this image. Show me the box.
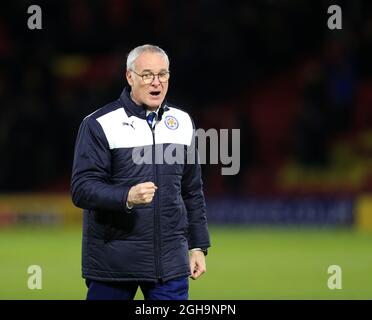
[0,0,371,195]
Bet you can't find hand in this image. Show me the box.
[127,182,158,207]
[189,250,206,280]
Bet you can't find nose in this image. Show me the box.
[151,75,161,86]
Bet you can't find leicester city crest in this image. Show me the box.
[164,115,179,130]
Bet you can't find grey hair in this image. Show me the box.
[126,44,170,71]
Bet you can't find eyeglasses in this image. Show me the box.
[131,70,170,84]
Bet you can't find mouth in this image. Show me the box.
[149,91,161,97]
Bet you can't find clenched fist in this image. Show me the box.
[127,182,158,207]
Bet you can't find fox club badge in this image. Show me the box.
[164,115,179,130]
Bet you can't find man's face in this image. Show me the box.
[126,51,169,110]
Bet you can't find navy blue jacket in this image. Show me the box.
[71,87,210,282]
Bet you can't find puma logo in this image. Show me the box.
[122,121,135,130]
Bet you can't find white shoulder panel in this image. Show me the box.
[96,108,153,149]
[155,107,194,146]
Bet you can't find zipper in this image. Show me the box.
[151,124,162,281]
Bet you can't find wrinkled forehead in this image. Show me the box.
[134,51,169,72]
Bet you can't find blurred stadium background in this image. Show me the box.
[1,0,372,299]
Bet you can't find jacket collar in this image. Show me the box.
[118,86,169,120]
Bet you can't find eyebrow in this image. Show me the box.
[140,68,168,73]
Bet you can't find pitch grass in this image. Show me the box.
[0,225,371,300]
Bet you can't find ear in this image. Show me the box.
[126,70,134,86]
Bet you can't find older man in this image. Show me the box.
[71,44,210,300]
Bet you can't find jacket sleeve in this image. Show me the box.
[71,116,130,212]
[181,119,211,250]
